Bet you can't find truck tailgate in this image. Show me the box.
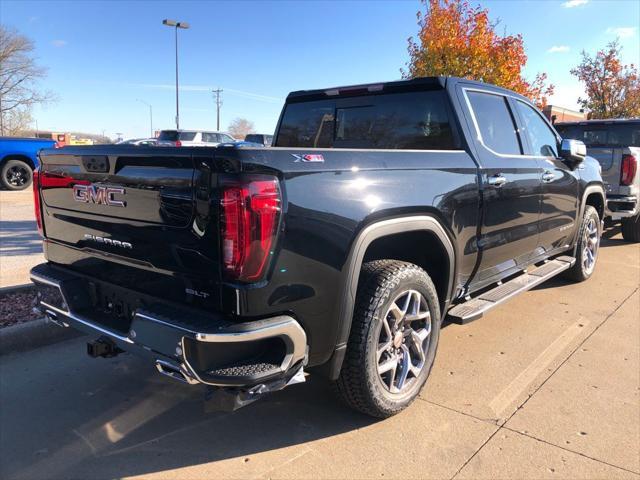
[36,146,223,307]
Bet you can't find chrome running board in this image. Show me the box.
[447,256,575,324]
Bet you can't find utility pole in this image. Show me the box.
[136,99,153,137]
[212,88,223,131]
[162,19,189,130]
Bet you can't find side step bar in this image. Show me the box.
[447,256,575,324]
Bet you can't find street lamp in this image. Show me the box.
[162,19,189,130]
[136,99,153,137]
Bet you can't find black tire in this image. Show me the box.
[564,205,601,282]
[1,159,33,190]
[334,260,441,418]
[621,215,640,243]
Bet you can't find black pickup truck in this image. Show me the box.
[31,77,605,418]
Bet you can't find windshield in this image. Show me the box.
[556,123,640,147]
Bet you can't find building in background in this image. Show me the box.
[543,105,587,124]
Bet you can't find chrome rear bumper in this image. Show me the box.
[30,263,307,388]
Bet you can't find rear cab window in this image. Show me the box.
[556,123,640,147]
[275,90,459,150]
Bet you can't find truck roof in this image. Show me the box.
[556,119,640,126]
[286,76,532,103]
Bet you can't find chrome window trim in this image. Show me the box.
[513,98,562,158]
[461,87,549,160]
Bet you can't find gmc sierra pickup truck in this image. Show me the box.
[556,119,639,242]
[31,77,605,418]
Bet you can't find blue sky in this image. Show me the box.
[3,0,639,139]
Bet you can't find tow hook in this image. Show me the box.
[87,336,124,358]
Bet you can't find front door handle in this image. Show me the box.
[487,174,507,188]
[542,170,555,183]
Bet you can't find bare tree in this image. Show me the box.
[0,26,53,135]
[228,117,256,140]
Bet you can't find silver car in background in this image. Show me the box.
[157,129,236,147]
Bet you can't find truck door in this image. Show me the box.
[460,87,543,287]
[512,99,579,255]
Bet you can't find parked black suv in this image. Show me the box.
[31,77,604,417]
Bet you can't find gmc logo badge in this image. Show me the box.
[73,184,126,207]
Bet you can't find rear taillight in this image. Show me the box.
[32,169,43,236]
[621,154,637,186]
[220,176,281,282]
[175,140,182,147]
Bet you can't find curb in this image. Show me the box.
[0,318,84,356]
[0,283,34,295]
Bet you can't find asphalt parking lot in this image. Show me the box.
[0,189,638,479]
[0,189,44,288]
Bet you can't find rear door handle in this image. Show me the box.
[542,170,555,183]
[487,174,507,188]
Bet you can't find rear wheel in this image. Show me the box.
[564,205,601,282]
[334,260,441,418]
[1,159,32,190]
[621,214,640,242]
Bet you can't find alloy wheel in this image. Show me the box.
[582,217,599,274]
[376,290,432,394]
[6,165,29,187]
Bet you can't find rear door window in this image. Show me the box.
[201,132,217,142]
[158,130,178,141]
[179,132,197,141]
[275,90,458,150]
[466,91,522,155]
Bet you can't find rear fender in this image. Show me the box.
[322,215,456,379]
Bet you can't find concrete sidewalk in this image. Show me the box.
[0,189,44,288]
[0,233,638,480]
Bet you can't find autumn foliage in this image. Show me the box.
[403,0,553,107]
[571,40,640,119]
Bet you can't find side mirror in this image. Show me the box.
[560,139,586,165]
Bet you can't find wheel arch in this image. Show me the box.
[581,184,605,220]
[320,215,456,380]
[1,154,35,170]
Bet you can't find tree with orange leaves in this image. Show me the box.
[403,0,553,107]
[571,40,640,119]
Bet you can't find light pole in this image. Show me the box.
[162,19,189,130]
[136,99,153,137]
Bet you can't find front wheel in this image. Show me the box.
[1,159,33,190]
[621,214,640,242]
[564,205,601,282]
[334,260,441,418]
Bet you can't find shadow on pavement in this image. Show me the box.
[0,344,377,479]
[0,220,42,256]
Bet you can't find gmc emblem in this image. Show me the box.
[73,184,126,207]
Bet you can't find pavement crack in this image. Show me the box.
[418,397,500,426]
[450,424,502,479]
[502,426,640,475]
